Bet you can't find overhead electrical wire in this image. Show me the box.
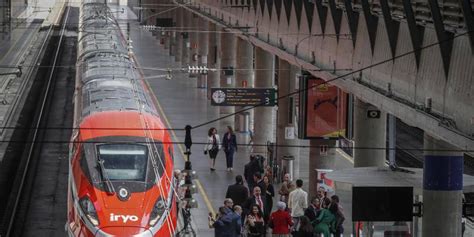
[0,139,472,153]
[190,30,473,130]
[0,3,471,153]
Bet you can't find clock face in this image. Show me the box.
[212,90,226,104]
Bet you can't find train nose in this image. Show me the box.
[95,227,152,237]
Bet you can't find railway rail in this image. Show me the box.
[0,4,74,236]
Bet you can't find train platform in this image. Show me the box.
[0,0,65,161]
[117,6,355,235]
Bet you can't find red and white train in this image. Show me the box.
[66,1,177,236]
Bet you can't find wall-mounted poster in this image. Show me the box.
[298,75,347,139]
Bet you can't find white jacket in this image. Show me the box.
[204,134,221,151]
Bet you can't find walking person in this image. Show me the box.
[225,175,249,207]
[205,127,221,171]
[269,201,293,237]
[288,179,308,232]
[222,126,238,171]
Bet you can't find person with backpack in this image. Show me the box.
[205,127,221,171]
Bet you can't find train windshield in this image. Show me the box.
[97,144,148,181]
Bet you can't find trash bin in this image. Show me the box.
[281,155,295,180]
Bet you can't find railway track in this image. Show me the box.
[0,4,77,237]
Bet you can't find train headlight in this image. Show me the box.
[79,197,99,226]
[149,197,166,226]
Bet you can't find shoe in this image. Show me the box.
[230,168,233,171]
[210,168,216,171]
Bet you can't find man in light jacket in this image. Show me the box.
[287,179,308,231]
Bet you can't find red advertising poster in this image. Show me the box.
[305,77,347,138]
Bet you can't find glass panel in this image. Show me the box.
[98,144,148,181]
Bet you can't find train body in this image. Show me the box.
[66,1,177,236]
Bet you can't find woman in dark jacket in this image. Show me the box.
[263,175,275,214]
[222,126,237,171]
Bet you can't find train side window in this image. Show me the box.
[79,145,92,181]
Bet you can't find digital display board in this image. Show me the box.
[298,76,347,139]
[210,88,276,107]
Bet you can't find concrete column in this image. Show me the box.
[207,23,220,99]
[308,139,337,197]
[253,47,274,155]
[189,13,199,76]
[234,37,253,131]
[276,60,300,179]
[197,17,209,88]
[181,10,190,66]
[422,134,463,237]
[353,98,386,167]
[162,12,171,51]
[219,29,236,128]
[174,8,183,63]
[388,114,396,165]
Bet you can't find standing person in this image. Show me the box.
[304,197,321,222]
[205,127,221,171]
[312,203,337,237]
[288,179,308,231]
[244,156,257,191]
[330,195,345,237]
[233,205,244,236]
[292,216,313,237]
[269,201,293,237]
[225,175,249,206]
[242,186,268,219]
[173,169,183,213]
[278,173,295,204]
[245,204,265,237]
[263,175,275,214]
[212,206,234,237]
[222,126,238,171]
[224,198,234,213]
[254,172,267,195]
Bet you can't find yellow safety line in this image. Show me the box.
[143,79,216,217]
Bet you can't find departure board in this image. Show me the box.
[210,88,276,107]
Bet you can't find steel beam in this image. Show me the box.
[402,0,424,68]
[314,0,327,34]
[361,0,378,53]
[343,0,359,46]
[328,0,342,39]
[427,0,453,78]
[380,0,400,58]
[460,0,474,53]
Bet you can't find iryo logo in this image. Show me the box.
[109,213,139,223]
